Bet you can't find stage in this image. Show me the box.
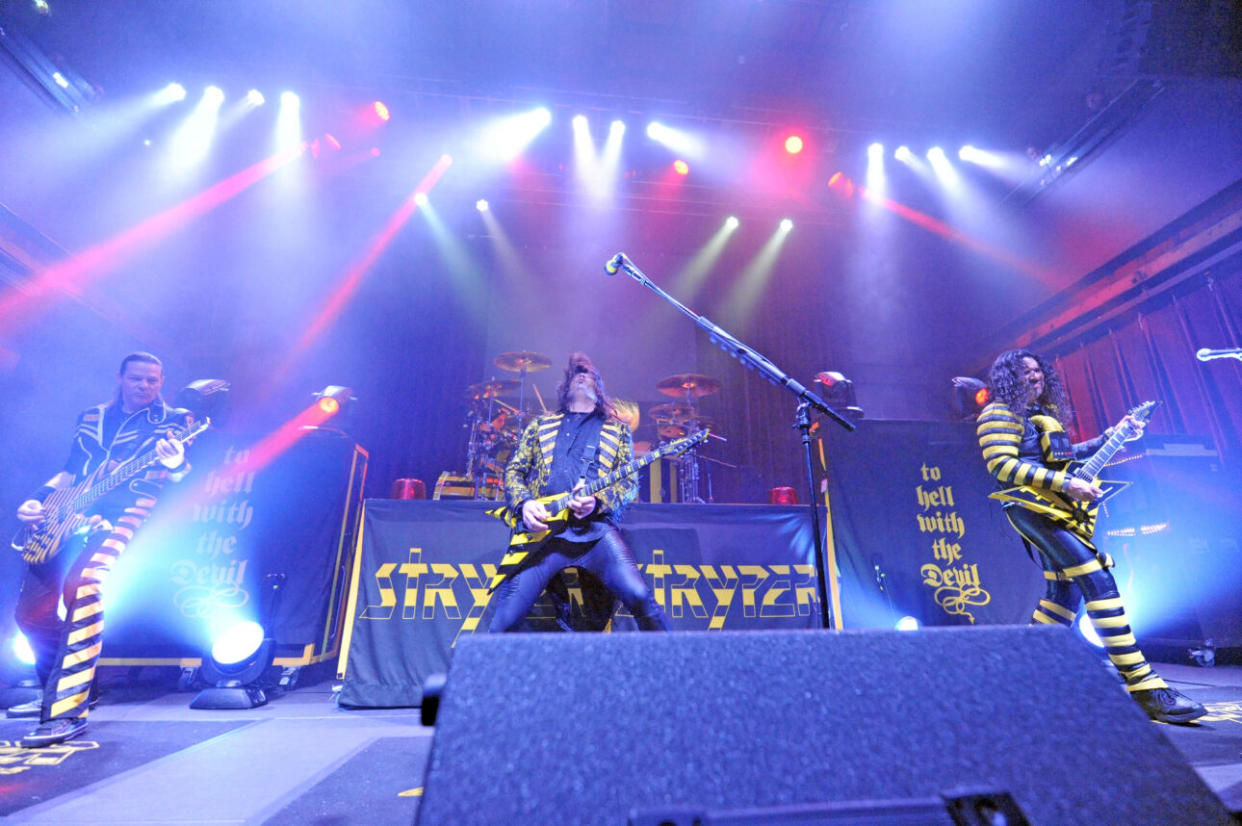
[2,657,1242,823]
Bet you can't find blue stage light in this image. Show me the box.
[210,620,265,666]
[895,616,920,631]
[1077,613,1105,648]
[12,633,35,666]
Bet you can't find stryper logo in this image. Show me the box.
[360,547,820,642]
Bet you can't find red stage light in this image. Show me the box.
[324,133,341,150]
[785,135,804,154]
[673,159,689,176]
[373,101,390,122]
[828,171,843,187]
[318,397,340,415]
[975,387,990,407]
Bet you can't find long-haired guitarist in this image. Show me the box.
[976,349,1204,723]
[488,352,670,633]
[9,352,193,747]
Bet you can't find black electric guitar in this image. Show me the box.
[988,401,1157,543]
[486,428,710,591]
[12,418,210,564]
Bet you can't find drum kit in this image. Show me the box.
[647,373,723,504]
[450,351,726,503]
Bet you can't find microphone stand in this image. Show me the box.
[605,253,855,629]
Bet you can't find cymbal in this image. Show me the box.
[465,379,520,399]
[494,351,552,373]
[656,373,721,398]
[649,402,696,421]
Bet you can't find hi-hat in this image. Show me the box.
[656,373,721,398]
[466,379,520,399]
[494,351,552,373]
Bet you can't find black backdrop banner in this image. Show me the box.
[100,429,365,663]
[338,500,820,708]
[820,420,1042,630]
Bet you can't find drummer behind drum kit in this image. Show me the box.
[438,351,726,504]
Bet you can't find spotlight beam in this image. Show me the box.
[854,185,1055,284]
[0,146,305,329]
[276,154,454,381]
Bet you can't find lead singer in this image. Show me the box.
[488,352,670,632]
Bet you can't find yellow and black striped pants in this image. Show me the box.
[1007,507,1166,694]
[15,502,149,722]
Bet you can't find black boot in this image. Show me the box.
[1131,686,1206,724]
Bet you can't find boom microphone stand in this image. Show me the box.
[605,252,855,629]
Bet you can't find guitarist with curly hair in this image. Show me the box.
[9,352,195,747]
[976,349,1204,723]
[488,352,670,633]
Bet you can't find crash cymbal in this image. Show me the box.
[649,402,696,422]
[656,373,721,398]
[494,351,552,373]
[465,379,520,399]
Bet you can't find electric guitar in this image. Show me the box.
[12,418,210,564]
[486,428,710,590]
[989,401,1157,543]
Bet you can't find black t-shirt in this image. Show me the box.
[546,410,609,543]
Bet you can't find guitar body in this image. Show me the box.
[487,428,709,591]
[506,496,577,548]
[12,475,101,565]
[989,400,1156,545]
[989,460,1131,543]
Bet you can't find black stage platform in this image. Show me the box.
[1,659,1241,823]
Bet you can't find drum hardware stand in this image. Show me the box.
[605,252,855,629]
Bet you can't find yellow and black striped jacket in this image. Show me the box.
[503,411,637,518]
[976,400,1105,493]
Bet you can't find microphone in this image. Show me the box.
[605,253,626,275]
[1197,347,1242,361]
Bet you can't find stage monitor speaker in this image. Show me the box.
[415,627,1229,825]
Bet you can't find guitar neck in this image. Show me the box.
[70,420,205,513]
[73,443,166,513]
[1074,403,1154,480]
[1075,430,1129,481]
[548,436,698,511]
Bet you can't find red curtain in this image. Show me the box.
[1052,266,1242,462]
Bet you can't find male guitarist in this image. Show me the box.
[9,352,192,747]
[488,352,670,632]
[976,349,1204,723]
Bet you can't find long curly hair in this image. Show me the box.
[556,352,617,419]
[987,349,1073,427]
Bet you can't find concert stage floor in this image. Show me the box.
[4,660,1242,823]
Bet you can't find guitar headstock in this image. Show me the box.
[1128,401,1159,424]
[660,428,710,457]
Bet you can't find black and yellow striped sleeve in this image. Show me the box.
[595,422,638,514]
[976,401,1069,492]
